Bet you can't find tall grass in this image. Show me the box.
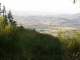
[0,16,21,60]
[0,17,62,60]
[1,16,80,60]
[58,30,80,60]
[18,26,62,60]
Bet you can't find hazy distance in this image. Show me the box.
[1,0,80,15]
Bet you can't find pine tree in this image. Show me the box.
[3,5,6,17]
[2,6,8,26]
[8,10,13,23]
[7,10,17,25]
[3,15,8,24]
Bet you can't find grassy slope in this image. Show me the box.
[0,16,80,60]
[0,17,62,60]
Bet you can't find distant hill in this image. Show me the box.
[13,13,80,35]
[12,11,63,16]
[13,13,80,28]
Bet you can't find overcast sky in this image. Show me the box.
[1,0,80,14]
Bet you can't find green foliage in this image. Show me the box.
[17,26,62,60]
[0,17,62,60]
[3,5,6,17]
[58,31,80,60]
[1,15,80,60]
[0,17,21,60]
[7,10,13,23]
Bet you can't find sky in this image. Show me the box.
[1,0,80,14]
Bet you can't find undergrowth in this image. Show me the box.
[0,16,80,60]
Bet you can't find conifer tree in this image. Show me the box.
[8,10,13,23]
[2,5,8,26]
[3,5,6,17]
[7,10,16,25]
[4,15,8,25]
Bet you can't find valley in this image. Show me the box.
[13,14,80,36]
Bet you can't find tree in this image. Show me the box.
[73,0,76,4]
[7,10,16,25]
[72,0,78,4]
[2,5,6,17]
[7,10,13,23]
[3,15,8,26]
[2,6,8,26]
